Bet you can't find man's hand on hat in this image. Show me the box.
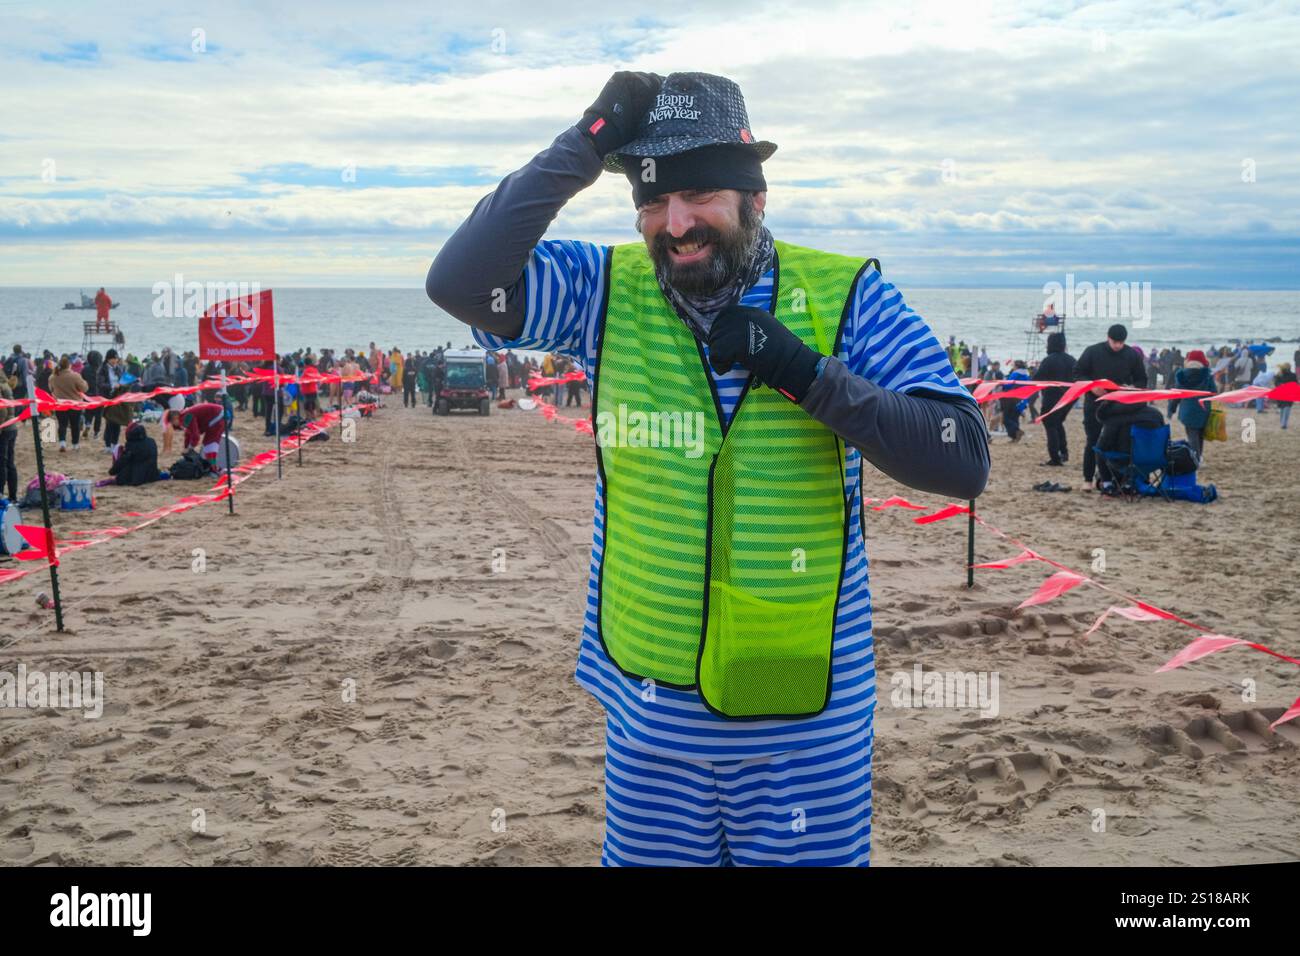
[579,71,663,157]
[707,304,824,405]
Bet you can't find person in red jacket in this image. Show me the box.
[167,401,226,473]
[94,288,112,332]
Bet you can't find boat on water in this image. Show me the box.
[63,290,119,310]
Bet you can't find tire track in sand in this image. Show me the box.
[444,418,587,578]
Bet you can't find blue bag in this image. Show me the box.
[1160,471,1218,503]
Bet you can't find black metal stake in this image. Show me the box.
[28,402,63,631]
[274,370,282,480]
[966,498,976,588]
[221,370,235,514]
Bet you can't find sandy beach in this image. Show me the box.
[2,393,1298,866]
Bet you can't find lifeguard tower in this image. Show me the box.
[82,319,125,356]
[1024,308,1065,366]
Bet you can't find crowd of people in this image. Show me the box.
[0,339,593,511]
[4,326,1288,513]
[965,328,1296,494]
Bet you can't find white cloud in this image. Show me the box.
[0,0,1297,285]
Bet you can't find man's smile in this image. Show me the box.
[668,238,712,263]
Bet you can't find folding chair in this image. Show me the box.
[1093,423,1169,499]
[1129,423,1170,496]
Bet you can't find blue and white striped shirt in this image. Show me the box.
[474,239,969,761]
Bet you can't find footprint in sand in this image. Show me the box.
[480,842,527,866]
[1,827,35,861]
[428,639,459,661]
[964,750,1070,807]
[1148,709,1299,761]
[495,639,533,660]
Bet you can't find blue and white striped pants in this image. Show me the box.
[600,716,873,867]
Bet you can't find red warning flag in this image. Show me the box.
[0,403,32,430]
[200,289,276,361]
[973,548,1040,569]
[1156,634,1249,672]
[1272,695,1300,731]
[870,496,928,512]
[14,524,58,565]
[1084,603,1172,638]
[1099,388,1213,404]
[914,503,971,525]
[1016,570,1088,609]
[1034,379,1119,422]
[1268,380,1300,403]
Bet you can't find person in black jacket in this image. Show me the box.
[1095,401,1164,492]
[1033,332,1076,466]
[107,422,163,486]
[1073,323,1148,488]
[96,348,123,397]
[82,350,104,443]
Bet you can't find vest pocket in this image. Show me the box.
[699,579,837,717]
[697,438,841,718]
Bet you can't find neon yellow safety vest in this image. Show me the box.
[595,239,873,718]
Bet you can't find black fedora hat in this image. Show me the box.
[602,72,777,174]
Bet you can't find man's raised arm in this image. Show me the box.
[426,72,661,339]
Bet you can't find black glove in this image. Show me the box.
[578,71,662,157]
[707,304,824,404]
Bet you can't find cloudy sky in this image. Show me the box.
[2,0,1297,288]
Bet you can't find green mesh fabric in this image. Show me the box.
[597,240,866,716]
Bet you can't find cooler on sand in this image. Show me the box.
[58,479,95,511]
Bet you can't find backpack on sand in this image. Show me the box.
[169,449,209,480]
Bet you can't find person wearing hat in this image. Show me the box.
[1168,349,1216,459]
[167,401,227,474]
[1073,323,1148,489]
[427,71,989,866]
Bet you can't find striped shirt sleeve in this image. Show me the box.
[471,239,608,361]
[842,267,973,403]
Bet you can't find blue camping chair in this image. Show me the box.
[1094,423,1169,498]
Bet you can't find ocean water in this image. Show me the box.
[2,286,1296,366]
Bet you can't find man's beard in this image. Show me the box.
[646,196,763,297]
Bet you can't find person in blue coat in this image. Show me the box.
[1000,360,1031,442]
[1168,349,1215,460]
